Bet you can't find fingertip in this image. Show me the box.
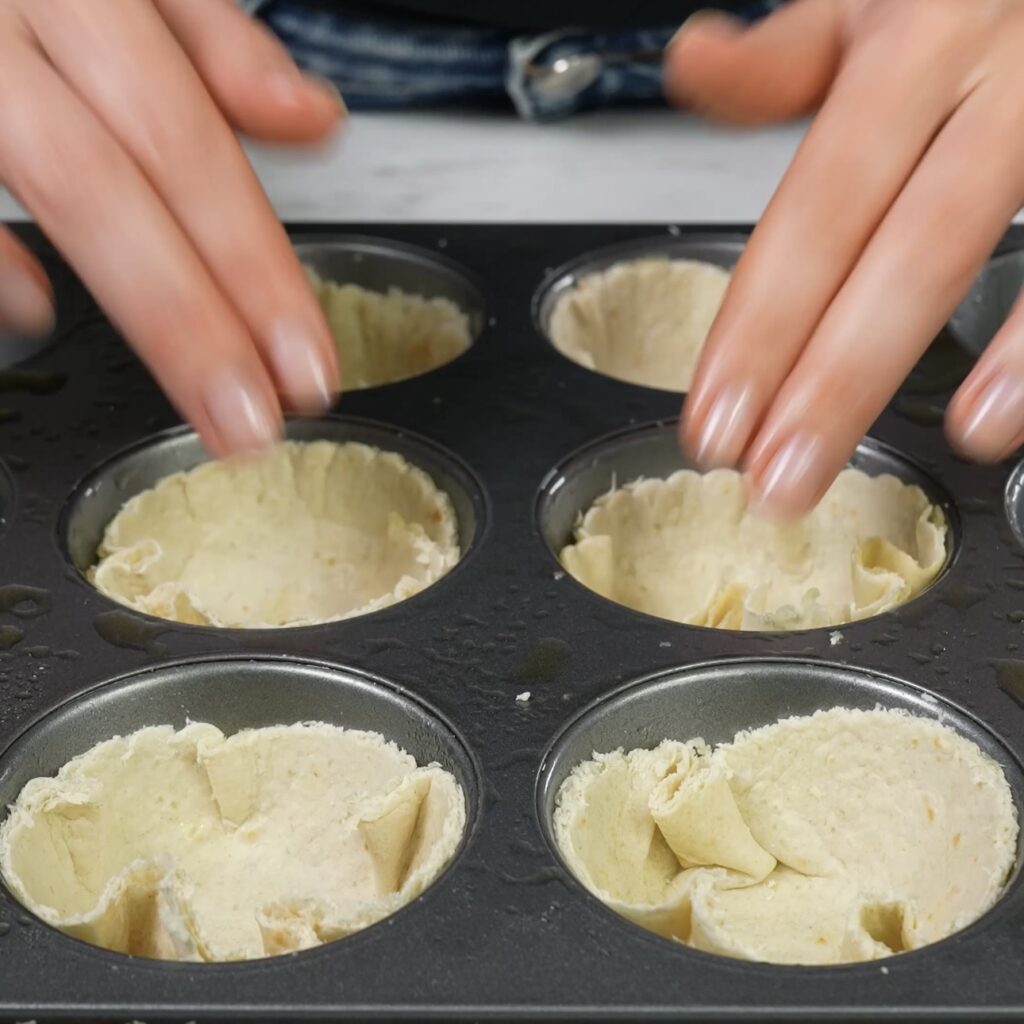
[0,228,55,337]
[199,364,284,459]
[745,476,820,522]
[741,468,788,519]
[943,376,977,451]
[265,313,340,416]
[0,265,55,338]
[679,380,713,465]
[687,382,760,470]
[945,368,1024,464]
[162,0,346,142]
[744,431,831,521]
[304,73,348,118]
[264,69,345,116]
[234,71,346,143]
[664,13,745,108]
[668,9,746,53]
[666,1,841,124]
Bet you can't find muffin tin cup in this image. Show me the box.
[0,655,481,966]
[59,414,488,628]
[538,657,1024,968]
[294,234,486,330]
[533,232,747,392]
[295,233,487,388]
[536,419,960,628]
[2,221,1024,1021]
[0,655,480,825]
[533,232,747,342]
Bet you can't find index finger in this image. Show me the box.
[680,9,978,471]
[0,37,282,456]
[27,0,339,412]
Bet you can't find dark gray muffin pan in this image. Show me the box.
[0,223,1022,1022]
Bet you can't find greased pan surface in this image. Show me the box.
[0,223,1022,1022]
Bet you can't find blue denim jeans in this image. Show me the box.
[242,1,785,120]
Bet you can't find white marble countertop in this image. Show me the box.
[243,110,808,223]
[1,110,811,224]
[4,108,1021,225]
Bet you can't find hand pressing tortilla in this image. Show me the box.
[559,468,947,630]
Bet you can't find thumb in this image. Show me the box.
[664,0,844,125]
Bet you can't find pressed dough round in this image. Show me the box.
[547,258,730,391]
[0,721,466,962]
[553,707,1018,966]
[307,268,472,390]
[89,440,460,628]
[559,468,947,630]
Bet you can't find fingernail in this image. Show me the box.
[267,317,336,413]
[202,369,280,455]
[669,8,744,47]
[954,372,1024,463]
[751,433,828,520]
[0,270,54,337]
[693,382,758,469]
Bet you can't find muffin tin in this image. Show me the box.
[0,221,1023,1022]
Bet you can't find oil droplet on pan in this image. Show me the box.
[992,659,1024,706]
[93,609,170,656]
[0,585,50,618]
[0,624,24,650]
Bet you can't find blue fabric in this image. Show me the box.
[253,1,786,120]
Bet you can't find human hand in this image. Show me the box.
[0,0,343,456]
[666,0,1024,517]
